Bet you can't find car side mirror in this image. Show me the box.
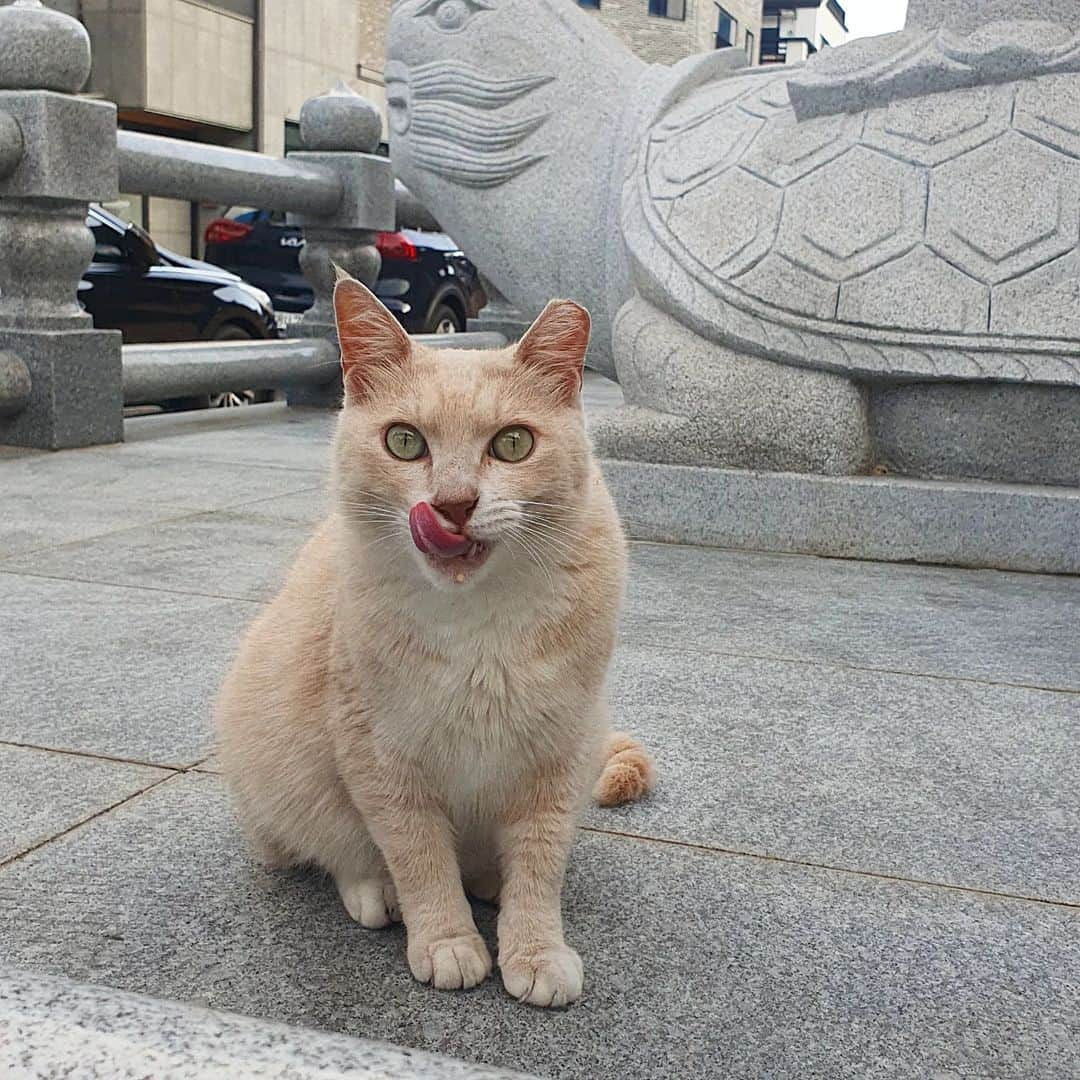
[124,226,158,274]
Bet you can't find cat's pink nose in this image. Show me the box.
[433,498,477,531]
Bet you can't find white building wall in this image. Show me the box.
[765,2,848,64]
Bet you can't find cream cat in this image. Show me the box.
[214,272,653,1008]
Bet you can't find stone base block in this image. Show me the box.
[607,296,871,475]
[0,327,122,449]
[870,382,1080,488]
[601,458,1080,575]
[591,396,870,477]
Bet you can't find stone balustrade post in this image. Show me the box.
[0,0,122,449]
[286,82,394,407]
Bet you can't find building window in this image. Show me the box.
[745,29,755,63]
[577,0,600,7]
[284,120,302,154]
[715,4,736,48]
[649,0,686,17]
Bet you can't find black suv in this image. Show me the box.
[81,205,278,344]
[203,210,486,335]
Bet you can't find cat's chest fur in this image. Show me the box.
[361,597,588,809]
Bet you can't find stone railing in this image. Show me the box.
[0,0,498,451]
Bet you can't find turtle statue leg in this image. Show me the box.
[590,297,872,476]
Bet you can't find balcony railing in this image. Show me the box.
[0,1,501,451]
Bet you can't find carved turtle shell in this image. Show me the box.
[623,27,1080,385]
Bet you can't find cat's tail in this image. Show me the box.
[593,731,655,807]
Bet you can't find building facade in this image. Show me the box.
[760,0,849,64]
[576,0,761,68]
[355,0,391,138]
[16,0,366,255]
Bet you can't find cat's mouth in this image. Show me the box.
[409,502,492,582]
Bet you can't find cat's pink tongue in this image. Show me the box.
[409,501,472,558]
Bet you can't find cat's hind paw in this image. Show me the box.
[338,877,401,929]
[500,944,584,1008]
[409,932,492,990]
[593,731,655,807]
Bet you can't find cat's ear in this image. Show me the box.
[515,299,590,405]
[332,267,411,403]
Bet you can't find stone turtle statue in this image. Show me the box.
[387,0,1080,486]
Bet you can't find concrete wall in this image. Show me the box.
[260,0,358,157]
[144,0,254,131]
[580,0,761,67]
[356,0,390,74]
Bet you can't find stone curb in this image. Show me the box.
[602,459,1080,575]
[0,966,535,1080]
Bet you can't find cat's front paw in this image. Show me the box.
[408,932,492,990]
[500,943,583,1008]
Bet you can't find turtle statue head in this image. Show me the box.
[386,0,644,372]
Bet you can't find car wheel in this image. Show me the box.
[426,304,463,335]
[161,325,275,411]
[208,324,275,408]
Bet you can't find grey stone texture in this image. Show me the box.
[871,382,1080,487]
[0,348,30,415]
[601,458,1080,574]
[0,744,167,862]
[620,541,1080,691]
[116,129,342,218]
[1,774,1076,1080]
[388,1,1080,489]
[598,643,1080,902]
[300,80,383,153]
[592,296,871,475]
[3,508,312,601]
[0,3,122,450]
[0,966,533,1080]
[0,573,255,764]
[0,91,117,202]
[285,87,396,408]
[0,327,122,449]
[386,0,645,374]
[0,0,92,93]
[287,151,394,232]
[2,401,1079,1078]
[122,337,339,404]
[0,108,21,178]
[907,0,1080,31]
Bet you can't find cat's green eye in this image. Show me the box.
[385,424,427,461]
[490,426,534,463]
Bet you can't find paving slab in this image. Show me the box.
[3,508,312,602]
[0,773,1075,1080]
[0,489,190,561]
[0,966,532,1080]
[0,744,169,862]
[0,443,321,511]
[594,644,1080,903]
[600,639,1080,902]
[0,573,255,765]
[112,403,338,471]
[622,542,1080,691]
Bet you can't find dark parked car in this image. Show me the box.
[81,204,278,344]
[81,204,279,408]
[202,209,486,335]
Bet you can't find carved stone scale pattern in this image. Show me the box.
[625,26,1080,385]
